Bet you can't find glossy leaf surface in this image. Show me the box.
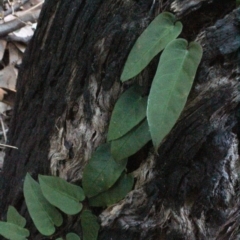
[111,119,151,161]
[81,210,100,240]
[108,86,147,141]
[89,173,134,207]
[0,222,29,240]
[23,173,63,236]
[121,12,182,81]
[82,143,127,198]
[7,206,26,228]
[39,175,84,215]
[147,39,202,150]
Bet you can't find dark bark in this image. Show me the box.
[0,0,239,239]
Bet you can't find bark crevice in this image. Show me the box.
[0,0,239,239]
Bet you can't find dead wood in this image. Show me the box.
[0,0,239,239]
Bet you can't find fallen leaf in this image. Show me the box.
[0,65,17,89]
[8,43,23,65]
[0,40,7,61]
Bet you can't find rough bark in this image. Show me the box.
[0,0,239,239]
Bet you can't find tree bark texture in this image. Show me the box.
[0,0,239,239]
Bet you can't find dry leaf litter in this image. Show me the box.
[0,0,43,170]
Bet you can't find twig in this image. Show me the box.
[20,1,43,14]
[4,0,29,17]
[0,9,40,37]
[0,143,18,149]
[0,116,7,142]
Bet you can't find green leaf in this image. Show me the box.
[121,12,182,81]
[39,175,85,215]
[56,233,81,240]
[0,222,29,240]
[23,173,63,236]
[82,143,127,198]
[89,173,134,207]
[7,206,26,228]
[81,210,100,240]
[147,39,202,150]
[108,86,147,141]
[66,232,81,240]
[111,119,151,161]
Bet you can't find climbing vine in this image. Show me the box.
[0,12,202,240]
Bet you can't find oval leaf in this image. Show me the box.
[111,119,151,161]
[39,175,85,215]
[108,86,147,141]
[23,173,63,236]
[66,232,81,240]
[82,143,127,198]
[81,210,100,240]
[89,173,134,207]
[121,12,182,81]
[7,206,26,228]
[0,222,29,240]
[147,39,203,150]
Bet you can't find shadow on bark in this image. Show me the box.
[0,0,239,239]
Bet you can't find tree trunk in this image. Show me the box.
[0,0,239,239]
